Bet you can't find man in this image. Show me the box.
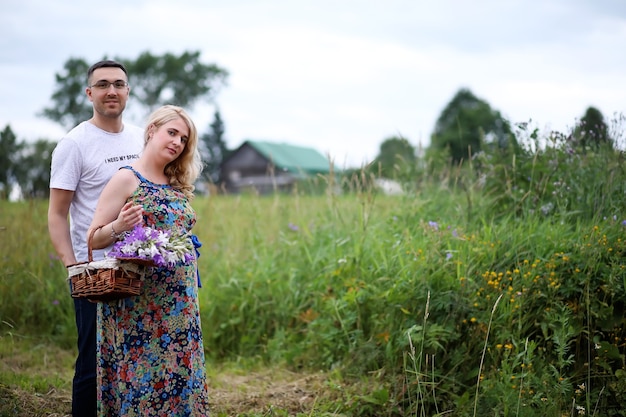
[48,60,144,416]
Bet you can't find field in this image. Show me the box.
[2,130,626,416]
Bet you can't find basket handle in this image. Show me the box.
[88,225,106,262]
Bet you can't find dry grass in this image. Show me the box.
[0,384,71,417]
[209,369,329,415]
[0,336,341,416]
[1,368,332,417]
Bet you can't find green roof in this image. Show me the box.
[246,140,335,174]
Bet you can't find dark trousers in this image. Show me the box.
[72,298,97,416]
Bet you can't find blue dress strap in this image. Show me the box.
[120,165,149,183]
[191,235,203,288]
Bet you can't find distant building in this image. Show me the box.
[374,178,404,195]
[220,140,336,194]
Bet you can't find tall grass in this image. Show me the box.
[2,118,626,415]
[0,201,75,347]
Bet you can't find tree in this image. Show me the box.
[572,106,611,151]
[430,88,515,164]
[39,58,91,131]
[199,110,229,183]
[126,50,228,113]
[0,125,23,199]
[41,51,229,129]
[370,136,416,179]
[13,139,56,199]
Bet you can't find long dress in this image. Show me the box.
[97,167,210,417]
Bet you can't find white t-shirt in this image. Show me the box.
[50,121,144,262]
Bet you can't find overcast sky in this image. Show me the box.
[2,0,625,168]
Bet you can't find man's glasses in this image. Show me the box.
[89,80,129,90]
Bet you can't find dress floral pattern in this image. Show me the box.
[97,167,210,417]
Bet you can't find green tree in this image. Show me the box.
[39,58,91,130]
[199,109,229,183]
[370,136,416,179]
[0,125,24,199]
[572,106,611,151]
[13,139,56,199]
[126,50,228,112]
[430,88,515,164]
[41,51,229,130]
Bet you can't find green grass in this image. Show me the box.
[2,138,626,416]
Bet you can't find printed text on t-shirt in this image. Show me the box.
[105,154,140,163]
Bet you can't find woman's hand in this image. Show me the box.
[112,202,144,234]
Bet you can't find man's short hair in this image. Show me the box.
[87,60,128,84]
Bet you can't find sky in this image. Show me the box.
[2,0,625,168]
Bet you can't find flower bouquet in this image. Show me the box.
[106,225,195,268]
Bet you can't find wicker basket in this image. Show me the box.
[68,225,146,302]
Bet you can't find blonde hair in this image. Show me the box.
[144,105,203,199]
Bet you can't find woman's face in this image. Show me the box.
[151,117,189,161]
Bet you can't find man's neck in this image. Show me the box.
[89,116,124,133]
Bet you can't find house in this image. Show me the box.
[220,140,335,194]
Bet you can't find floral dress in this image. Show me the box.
[97,167,210,417]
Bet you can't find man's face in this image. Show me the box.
[86,67,130,119]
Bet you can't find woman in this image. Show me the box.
[87,105,210,416]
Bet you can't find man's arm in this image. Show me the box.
[48,188,76,267]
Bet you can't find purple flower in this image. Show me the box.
[428,221,439,230]
[107,225,193,268]
[288,222,299,231]
[446,252,453,260]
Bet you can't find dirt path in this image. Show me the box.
[1,366,333,416]
[1,338,347,416]
[209,369,329,415]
